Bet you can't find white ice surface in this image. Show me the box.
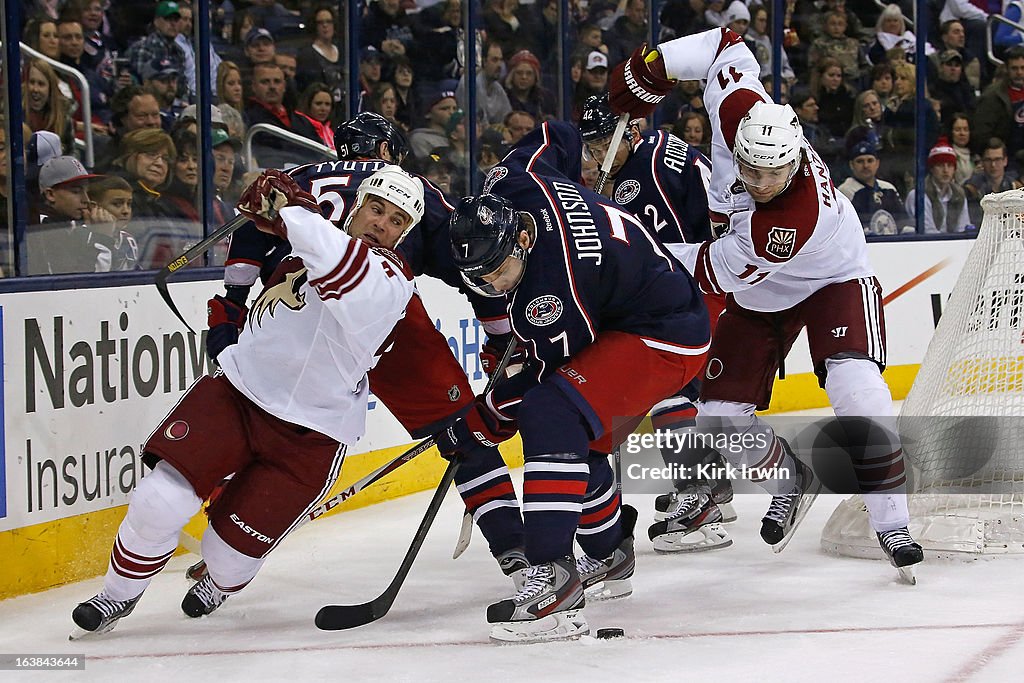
[2,411,1024,682]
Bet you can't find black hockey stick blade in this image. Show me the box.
[315,461,461,630]
[155,213,251,332]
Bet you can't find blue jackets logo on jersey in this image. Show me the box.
[766,227,797,259]
[483,166,507,194]
[614,179,642,205]
[525,295,564,326]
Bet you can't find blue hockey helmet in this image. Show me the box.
[449,194,528,297]
[334,112,411,165]
[579,94,619,142]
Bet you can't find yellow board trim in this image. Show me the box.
[0,364,919,601]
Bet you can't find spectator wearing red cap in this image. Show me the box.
[503,49,556,121]
[905,138,972,233]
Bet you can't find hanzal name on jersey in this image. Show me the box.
[550,180,602,264]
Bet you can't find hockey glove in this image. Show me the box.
[436,399,518,463]
[206,295,248,363]
[236,169,320,240]
[480,333,528,378]
[608,44,676,119]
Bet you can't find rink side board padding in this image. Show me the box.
[0,241,972,599]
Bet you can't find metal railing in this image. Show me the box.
[243,123,337,170]
[18,42,95,168]
[986,13,1024,67]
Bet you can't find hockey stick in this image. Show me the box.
[155,213,250,333]
[314,341,519,631]
[594,114,629,194]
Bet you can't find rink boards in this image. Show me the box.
[0,239,973,599]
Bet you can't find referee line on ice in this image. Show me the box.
[78,620,1024,662]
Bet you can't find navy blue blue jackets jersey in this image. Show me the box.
[611,130,713,244]
[483,120,710,380]
[225,160,459,291]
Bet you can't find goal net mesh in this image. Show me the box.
[821,189,1024,558]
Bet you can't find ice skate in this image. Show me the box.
[576,504,637,600]
[70,592,142,639]
[649,485,732,553]
[496,547,530,589]
[760,446,822,553]
[877,527,923,585]
[487,556,588,644]
[709,472,738,523]
[181,575,229,618]
[185,558,208,582]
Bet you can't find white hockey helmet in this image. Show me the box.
[733,101,804,190]
[344,165,425,244]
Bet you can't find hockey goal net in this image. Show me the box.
[821,189,1024,558]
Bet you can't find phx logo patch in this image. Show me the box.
[765,227,797,259]
[163,420,190,441]
[525,295,563,326]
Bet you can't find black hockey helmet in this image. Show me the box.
[579,93,619,142]
[334,112,411,165]
[449,193,527,297]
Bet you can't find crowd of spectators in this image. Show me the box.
[4,0,1024,277]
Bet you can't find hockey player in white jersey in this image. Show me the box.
[607,28,924,581]
[70,167,425,637]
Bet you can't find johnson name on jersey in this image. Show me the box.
[483,120,711,380]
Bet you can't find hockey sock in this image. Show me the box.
[104,461,202,601]
[454,446,524,555]
[576,454,623,560]
[519,382,592,565]
[824,358,910,530]
[698,401,798,495]
[201,525,264,594]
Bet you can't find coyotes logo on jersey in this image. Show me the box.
[250,268,308,326]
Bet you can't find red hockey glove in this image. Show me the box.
[436,398,518,462]
[236,169,320,240]
[206,295,247,363]
[608,44,676,119]
[480,333,528,377]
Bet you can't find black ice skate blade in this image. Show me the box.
[595,627,625,639]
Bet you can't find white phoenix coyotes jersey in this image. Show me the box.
[658,28,874,312]
[218,206,414,444]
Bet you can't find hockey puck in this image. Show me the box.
[595,628,625,639]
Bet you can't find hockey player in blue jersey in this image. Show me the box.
[207,112,528,584]
[439,119,712,643]
[580,94,736,555]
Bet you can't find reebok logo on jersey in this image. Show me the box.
[765,227,797,259]
[526,295,563,326]
[614,179,641,204]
